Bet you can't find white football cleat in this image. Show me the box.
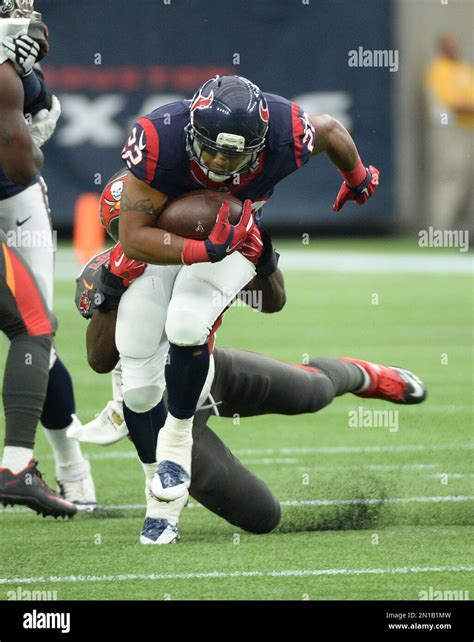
[150,460,191,502]
[57,459,97,512]
[66,401,128,446]
[140,517,180,544]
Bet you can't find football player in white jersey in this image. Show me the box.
[0,0,96,510]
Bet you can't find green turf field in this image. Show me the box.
[0,238,472,601]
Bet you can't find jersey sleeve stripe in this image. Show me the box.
[138,117,160,184]
[290,102,304,169]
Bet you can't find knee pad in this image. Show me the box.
[165,309,209,347]
[123,385,163,414]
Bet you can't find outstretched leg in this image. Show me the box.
[204,348,426,419]
[206,348,365,418]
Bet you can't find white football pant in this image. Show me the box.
[116,251,256,414]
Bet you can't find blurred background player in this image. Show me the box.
[0,0,96,510]
[424,33,474,231]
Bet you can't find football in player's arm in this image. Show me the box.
[78,231,285,374]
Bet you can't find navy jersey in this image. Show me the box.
[121,93,316,217]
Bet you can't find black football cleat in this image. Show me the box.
[0,459,77,518]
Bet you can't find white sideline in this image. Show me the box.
[279,251,473,274]
[55,249,473,279]
[1,565,473,586]
[2,494,473,514]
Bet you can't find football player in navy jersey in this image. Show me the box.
[106,74,381,543]
[0,0,96,511]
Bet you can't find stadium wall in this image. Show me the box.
[36,0,395,234]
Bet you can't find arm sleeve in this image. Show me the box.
[121,117,160,185]
[22,69,52,115]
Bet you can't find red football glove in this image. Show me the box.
[182,199,253,265]
[109,241,147,287]
[240,217,264,265]
[333,164,380,212]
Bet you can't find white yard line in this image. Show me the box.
[296,464,440,472]
[280,496,474,506]
[36,452,300,465]
[1,565,473,586]
[232,444,474,456]
[428,473,474,479]
[2,495,473,515]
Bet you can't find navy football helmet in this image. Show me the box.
[186,75,269,183]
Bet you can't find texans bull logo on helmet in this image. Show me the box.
[190,89,214,113]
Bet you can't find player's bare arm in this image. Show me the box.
[309,113,380,211]
[309,114,359,169]
[242,268,286,314]
[0,61,43,185]
[118,172,187,264]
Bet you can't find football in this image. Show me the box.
[157,190,243,240]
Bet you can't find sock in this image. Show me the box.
[123,400,167,464]
[111,364,123,404]
[1,446,33,473]
[165,343,210,419]
[3,334,52,449]
[141,461,188,522]
[41,357,76,429]
[43,421,87,478]
[308,357,365,396]
[156,414,193,472]
[353,365,371,392]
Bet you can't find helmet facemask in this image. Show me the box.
[186,123,264,183]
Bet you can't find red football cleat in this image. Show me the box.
[0,459,77,518]
[341,358,427,405]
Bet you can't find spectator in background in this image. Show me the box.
[424,34,474,232]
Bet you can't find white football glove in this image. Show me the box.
[2,34,41,77]
[28,95,61,147]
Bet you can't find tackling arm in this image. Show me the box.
[241,268,286,313]
[0,61,43,185]
[86,309,119,374]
